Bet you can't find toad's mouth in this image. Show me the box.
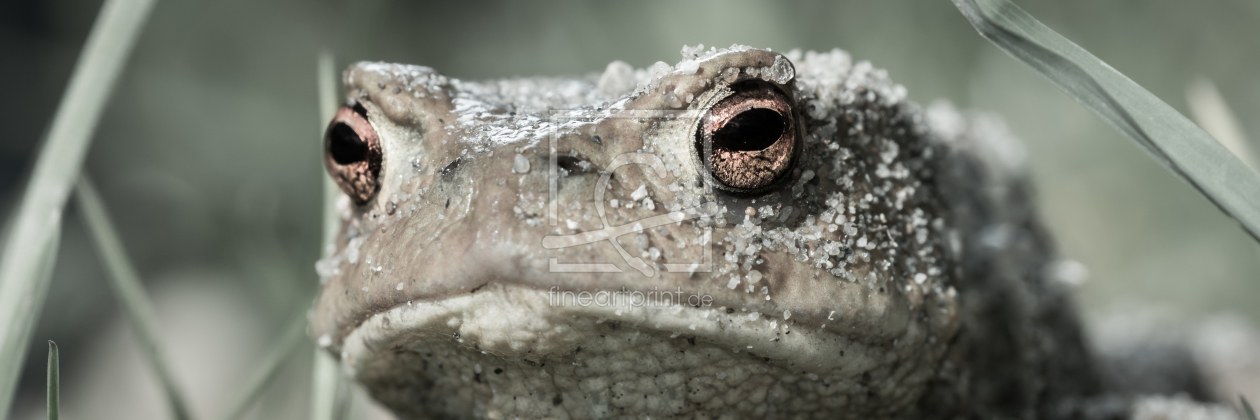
[338,282,910,382]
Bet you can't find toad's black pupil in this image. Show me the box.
[713,108,783,152]
[328,122,367,165]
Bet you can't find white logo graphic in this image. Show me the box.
[541,111,713,277]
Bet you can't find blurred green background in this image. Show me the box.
[2,0,1258,418]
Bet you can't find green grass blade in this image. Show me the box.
[334,387,353,420]
[221,311,308,420]
[46,341,59,420]
[318,50,341,245]
[951,0,1260,243]
[310,354,350,420]
[1186,78,1257,170]
[311,49,352,420]
[75,177,193,420]
[1243,395,1258,420]
[0,0,157,414]
[0,219,59,418]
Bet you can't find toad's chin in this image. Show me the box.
[336,282,950,419]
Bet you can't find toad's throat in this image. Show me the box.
[342,282,947,419]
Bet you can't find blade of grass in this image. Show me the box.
[318,50,341,244]
[310,354,349,420]
[0,219,59,418]
[75,177,193,420]
[1244,396,1258,420]
[221,311,309,420]
[46,341,58,420]
[952,0,1260,243]
[0,0,158,413]
[311,49,352,420]
[334,386,353,420]
[1186,78,1257,171]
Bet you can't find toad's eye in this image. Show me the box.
[695,80,797,193]
[324,102,382,205]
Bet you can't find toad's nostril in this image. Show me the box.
[324,104,382,205]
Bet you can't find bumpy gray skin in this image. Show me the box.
[308,46,1217,419]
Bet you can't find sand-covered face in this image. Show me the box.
[311,45,963,419]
